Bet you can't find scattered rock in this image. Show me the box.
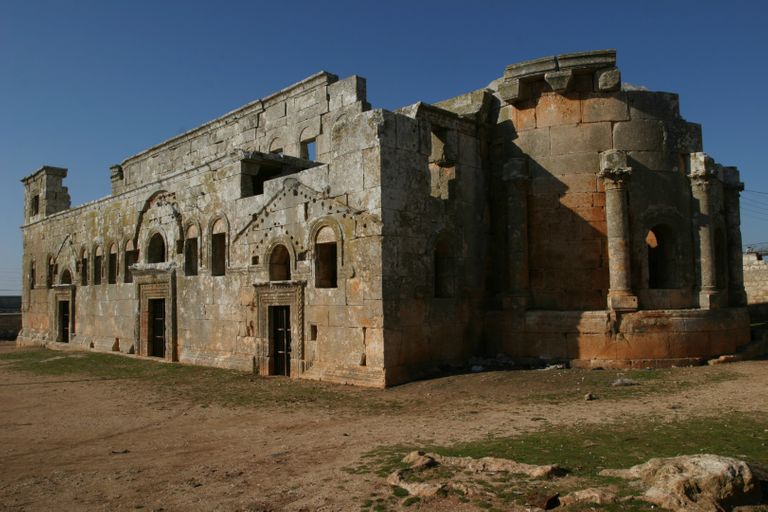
[611,378,640,386]
[431,453,560,478]
[708,354,740,366]
[584,392,596,401]
[600,454,766,511]
[541,364,566,371]
[402,451,438,470]
[524,491,559,509]
[559,487,618,506]
[386,469,445,498]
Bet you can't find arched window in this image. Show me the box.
[80,247,89,286]
[314,226,337,288]
[60,269,72,285]
[46,256,55,289]
[715,227,728,290]
[184,225,199,276]
[269,245,291,281]
[211,219,227,276]
[93,247,103,285]
[147,233,166,264]
[124,240,138,283]
[108,244,118,284]
[434,238,455,298]
[29,260,36,290]
[269,138,283,155]
[646,225,678,289]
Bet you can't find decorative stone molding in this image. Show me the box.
[252,281,306,376]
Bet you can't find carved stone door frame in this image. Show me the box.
[132,264,177,361]
[51,284,76,344]
[253,281,305,377]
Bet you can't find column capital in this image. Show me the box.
[689,152,717,184]
[598,149,632,185]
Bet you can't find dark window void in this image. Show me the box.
[148,234,166,263]
[29,262,36,290]
[47,260,55,289]
[124,250,138,283]
[315,242,337,288]
[269,245,291,281]
[300,139,316,160]
[108,251,118,284]
[185,237,199,276]
[80,257,88,286]
[211,233,226,276]
[60,269,72,285]
[434,239,455,298]
[30,195,39,216]
[241,161,282,198]
[93,256,102,285]
[647,225,678,289]
[715,227,728,290]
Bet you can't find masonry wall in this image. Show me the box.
[19,72,387,386]
[744,252,768,304]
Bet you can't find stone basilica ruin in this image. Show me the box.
[19,50,750,387]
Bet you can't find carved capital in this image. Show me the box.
[598,167,632,185]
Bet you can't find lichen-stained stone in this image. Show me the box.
[19,50,751,388]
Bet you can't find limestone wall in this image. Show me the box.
[744,252,768,304]
[19,73,386,387]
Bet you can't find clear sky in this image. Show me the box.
[1,0,766,294]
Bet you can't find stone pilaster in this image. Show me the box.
[501,158,530,309]
[722,167,747,306]
[689,153,721,309]
[598,150,637,311]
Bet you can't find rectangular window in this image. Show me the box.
[47,263,54,289]
[211,233,226,276]
[300,139,316,160]
[93,256,102,285]
[315,243,337,288]
[29,264,36,290]
[81,258,88,286]
[108,253,117,284]
[30,195,39,216]
[185,238,199,276]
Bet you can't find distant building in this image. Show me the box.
[18,50,750,386]
[0,296,21,340]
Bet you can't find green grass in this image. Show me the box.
[0,348,403,412]
[356,413,768,511]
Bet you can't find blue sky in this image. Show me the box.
[1,0,766,294]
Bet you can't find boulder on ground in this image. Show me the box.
[600,454,766,511]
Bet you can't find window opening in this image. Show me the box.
[108,245,118,284]
[185,237,199,276]
[300,139,316,160]
[93,248,103,285]
[147,233,166,263]
[269,245,291,281]
[646,225,678,289]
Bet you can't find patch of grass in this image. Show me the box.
[402,496,420,507]
[0,348,404,412]
[356,412,768,510]
[391,486,409,498]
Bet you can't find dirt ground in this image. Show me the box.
[2,341,768,512]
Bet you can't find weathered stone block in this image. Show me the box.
[535,93,580,128]
[551,123,612,155]
[595,67,621,92]
[613,120,665,151]
[582,93,628,123]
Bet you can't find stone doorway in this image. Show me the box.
[270,305,291,376]
[58,300,70,343]
[148,298,166,358]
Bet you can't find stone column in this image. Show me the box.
[501,158,530,309]
[690,153,720,309]
[598,150,637,311]
[722,166,747,306]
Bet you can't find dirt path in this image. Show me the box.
[2,343,768,511]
